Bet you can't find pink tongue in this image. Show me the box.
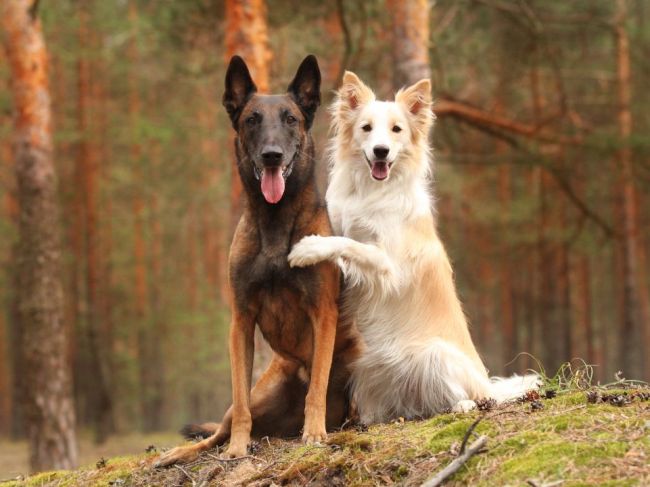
[261,167,285,204]
[371,162,389,180]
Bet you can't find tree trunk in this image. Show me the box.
[76,3,114,443]
[224,0,271,232]
[126,0,152,430]
[387,0,431,89]
[2,0,78,471]
[0,309,10,436]
[614,0,649,379]
[224,0,273,380]
[1,92,16,438]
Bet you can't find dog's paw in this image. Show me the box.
[153,445,200,468]
[288,235,333,268]
[302,427,327,445]
[452,399,477,413]
[222,441,248,459]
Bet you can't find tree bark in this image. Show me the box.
[76,2,114,443]
[224,0,273,381]
[224,0,271,233]
[2,0,78,471]
[387,0,431,89]
[614,0,649,379]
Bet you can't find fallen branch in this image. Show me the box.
[420,435,488,487]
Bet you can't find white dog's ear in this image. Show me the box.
[331,72,375,133]
[339,71,375,109]
[396,79,434,134]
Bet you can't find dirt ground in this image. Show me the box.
[0,432,179,481]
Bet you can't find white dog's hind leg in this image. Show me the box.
[452,400,477,413]
[489,374,541,403]
[351,339,491,422]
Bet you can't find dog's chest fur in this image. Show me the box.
[230,210,323,365]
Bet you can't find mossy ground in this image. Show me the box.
[5,386,648,486]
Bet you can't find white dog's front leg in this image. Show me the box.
[289,236,400,294]
[288,235,345,268]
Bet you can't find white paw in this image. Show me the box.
[288,236,333,268]
[452,400,477,413]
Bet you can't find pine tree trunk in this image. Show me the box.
[387,0,431,89]
[614,0,649,379]
[1,92,15,438]
[224,0,272,232]
[0,310,10,436]
[77,3,114,443]
[2,0,78,471]
[224,0,273,380]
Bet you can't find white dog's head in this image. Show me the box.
[331,72,434,182]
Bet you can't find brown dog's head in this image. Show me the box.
[223,55,321,204]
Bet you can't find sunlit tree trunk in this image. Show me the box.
[614,0,649,379]
[224,0,273,380]
[2,0,78,471]
[387,0,431,89]
[224,0,271,232]
[0,55,16,438]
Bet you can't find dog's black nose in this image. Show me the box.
[261,146,284,165]
[373,145,389,160]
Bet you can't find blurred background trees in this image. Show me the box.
[1,0,649,472]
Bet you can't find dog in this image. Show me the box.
[288,72,538,424]
[155,56,359,467]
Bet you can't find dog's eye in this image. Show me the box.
[286,115,297,125]
[392,125,402,133]
[362,124,372,132]
[245,115,257,126]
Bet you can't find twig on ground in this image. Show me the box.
[459,416,484,454]
[527,480,564,487]
[173,464,196,487]
[420,435,488,487]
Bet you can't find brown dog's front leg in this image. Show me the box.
[224,309,255,458]
[303,296,338,443]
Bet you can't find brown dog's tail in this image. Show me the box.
[180,422,220,440]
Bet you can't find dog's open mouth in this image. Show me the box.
[369,160,392,181]
[258,164,293,204]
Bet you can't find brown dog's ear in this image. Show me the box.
[395,79,434,134]
[287,55,321,129]
[223,55,257,128]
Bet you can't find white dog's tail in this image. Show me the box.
[488,374,541,403]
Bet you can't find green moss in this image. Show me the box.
[13,387,650,486]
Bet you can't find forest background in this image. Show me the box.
[1,0,649,474]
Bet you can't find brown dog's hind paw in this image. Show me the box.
[302,429,327,445]
[153,445,200,468]
[222,442,248,459]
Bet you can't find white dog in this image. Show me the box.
[288,72,538,424]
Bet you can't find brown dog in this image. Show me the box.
[155,55,359,467]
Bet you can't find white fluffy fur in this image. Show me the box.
[288,72,539,424]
